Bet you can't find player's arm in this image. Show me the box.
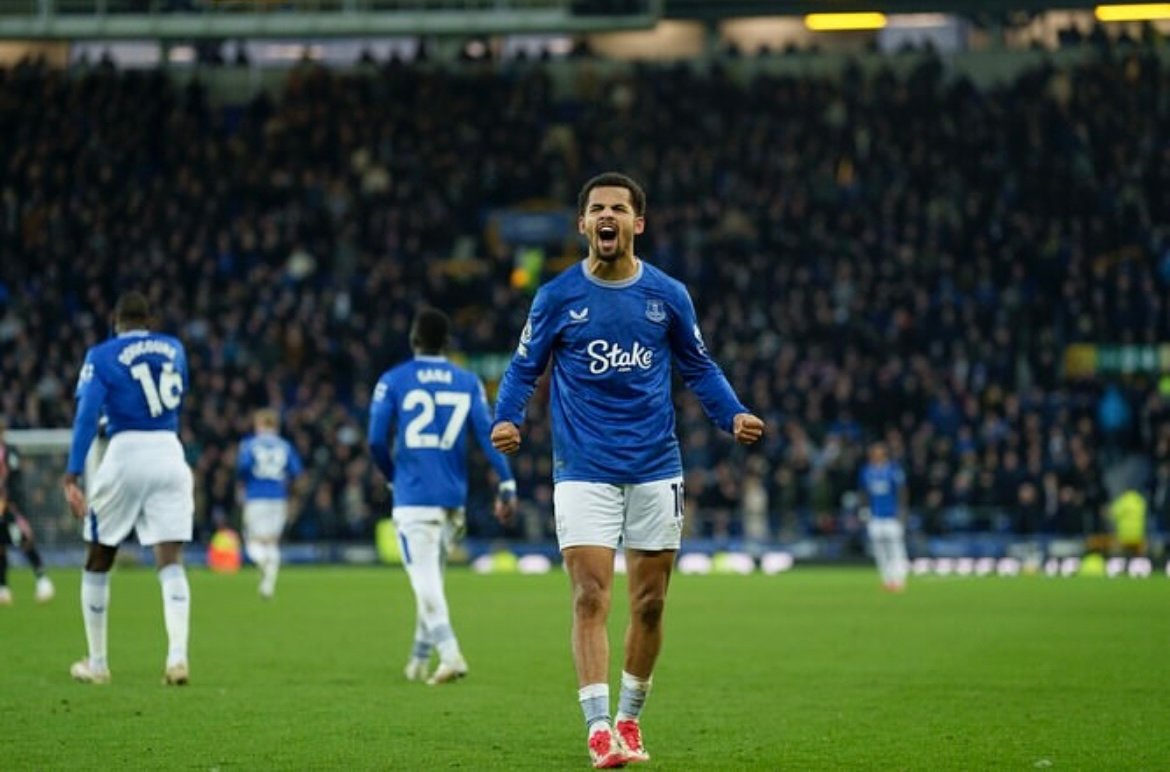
[668,287,763,445]
[63,352,107,518]
[236,440,251,479]
[492,289,557,455]
[176,340,191,402]
[896,466,909,523]
[366,377,397,485]
[286,441,309,520]
[469,378,518,524]
[857,469,872,522]
[233,441,249,507]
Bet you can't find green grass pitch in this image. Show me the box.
[2,565,1167,769]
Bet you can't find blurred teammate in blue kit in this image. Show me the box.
[368,307,517,686]
[237,408,305,599]
[859,442,909,592]
[491,172,765,768]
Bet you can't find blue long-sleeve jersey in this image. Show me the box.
[67,330,189,475]
[237,432,304,501]
[494,260,747,484]
[367,355,514,508]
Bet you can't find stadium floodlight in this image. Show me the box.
[1094,3,1170,21]
[804,12,887,31]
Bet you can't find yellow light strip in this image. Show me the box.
[1094,4,1170,21]
[804,12,888,31]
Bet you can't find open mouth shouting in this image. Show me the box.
[596,223,619,252]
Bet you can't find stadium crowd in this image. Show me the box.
[1,44,1169,546]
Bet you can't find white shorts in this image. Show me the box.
[392,506,460,527]
[85,431,194,547]
[392,506,463,555]
[244,499,289,540]
[867,517,905,542]
[554,477,684,551]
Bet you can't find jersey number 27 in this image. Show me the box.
[402,389,470,450]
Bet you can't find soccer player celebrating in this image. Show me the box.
[368,307,518,686]
[236,408,305,599]
[859,441,910,591]
[491,172,765,768]
[61,292,195,686]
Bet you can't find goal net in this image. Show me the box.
[6,428,104,549]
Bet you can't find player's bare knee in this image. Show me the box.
[632,596,665,630]
[85,545,116,572]
[154,542,184,568]
[572,581,610,621]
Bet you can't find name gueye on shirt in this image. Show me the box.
[495,260,747,485]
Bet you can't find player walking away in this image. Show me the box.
[367,307,518,686]
[61,292,195,686]
[0,419,55,604]
[490,172,765,768]
[237,408,305,599]
[859,442,909,592]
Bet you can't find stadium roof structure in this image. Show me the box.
[667,0,1106,16]
[0,0,1135,40]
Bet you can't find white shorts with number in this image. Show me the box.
[85,431,194,547]
[553,477,684,551]
[244,499,289,540]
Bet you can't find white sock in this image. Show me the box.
[616,670,653,721]
[434,627,463,665]
[263,544,281,593]
[579,683,611,731]
[81,571,110,671]
[158,564,190,667]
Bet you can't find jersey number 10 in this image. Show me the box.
[402,389,470,450]
[130,362,183,418]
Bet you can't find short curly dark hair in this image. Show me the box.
[576,172,646,216]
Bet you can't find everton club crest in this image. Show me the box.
[645,299,666,323]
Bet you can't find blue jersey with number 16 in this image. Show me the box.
[67,330,189,475]
[367,355,514,508]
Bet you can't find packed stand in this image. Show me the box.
[1,47,1169,547]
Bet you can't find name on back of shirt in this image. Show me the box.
[416,368,453,384]
[117,339,179,366]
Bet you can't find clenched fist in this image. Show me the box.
[732,413,765,445]
[491,421,522,455]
